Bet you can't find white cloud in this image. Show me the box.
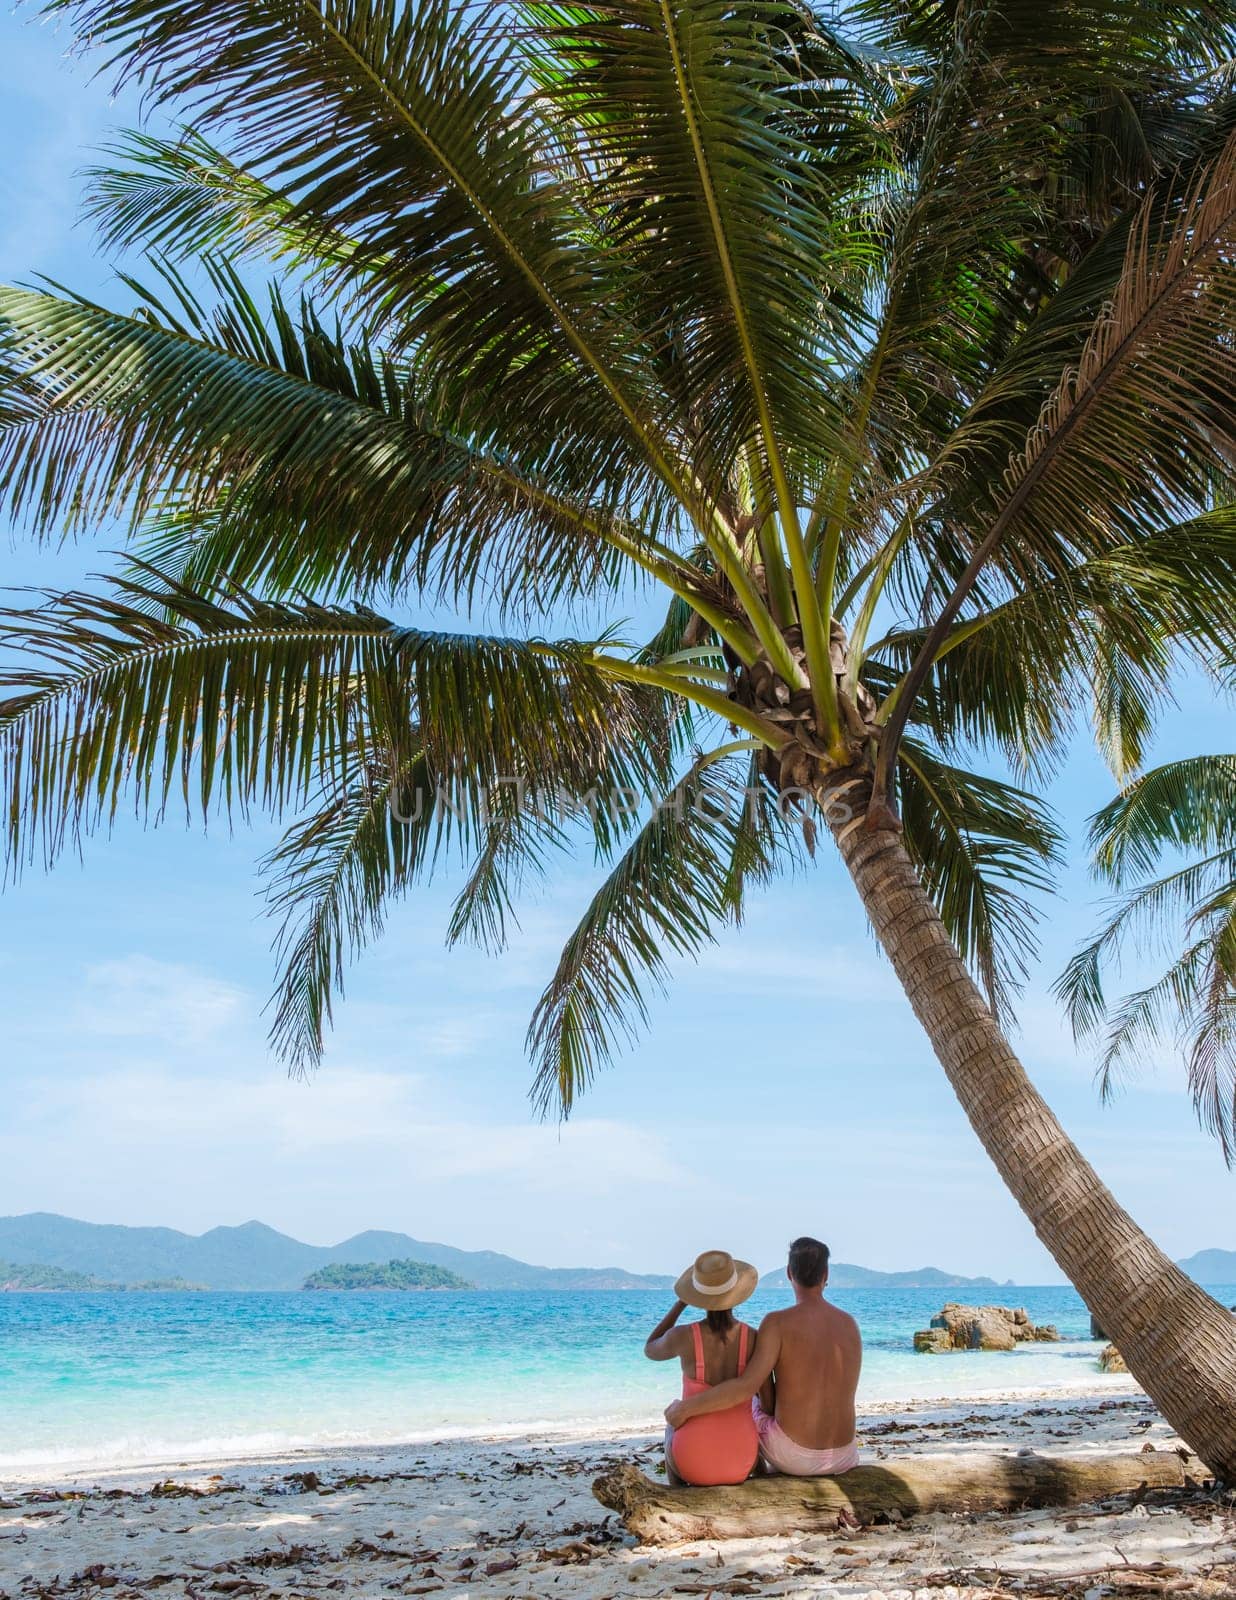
[6,948,512,1083]
[17,1061,685,1204]
[76,955,246,1042]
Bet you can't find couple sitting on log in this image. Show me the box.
[645,1236,861,1487]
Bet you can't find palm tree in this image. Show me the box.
[3,0,1236,1468]
[1061,755,1236,1165]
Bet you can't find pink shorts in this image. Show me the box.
[752,1399,858,1476]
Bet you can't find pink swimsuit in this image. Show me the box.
[752,1399,859,1476]
[667,1324,759,1487]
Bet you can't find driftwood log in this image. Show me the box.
[593,1450,1208,1545]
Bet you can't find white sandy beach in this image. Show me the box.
[3,1384,1234,1599]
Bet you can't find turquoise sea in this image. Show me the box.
[3,1284,1232,1476]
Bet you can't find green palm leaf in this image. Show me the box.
[809,0,1236,566]
[84,129,373,276]
[927,132,1236,595]
[527,751,799,1114]
[868,114,1236,813]
[263,749,432,1072]
[45,0,686,496]
[535,0,871,470]
[1068,901,1236,1164]
[1087,754,1236,884]
[444,729,687,958]
[0,268,673,610]
[266,674,682,1069]
[1060,755,1236,1160]
[0,571,397,869]
[899,738,1063,1018]
[0,566,647,871]
[872,510,1236,776]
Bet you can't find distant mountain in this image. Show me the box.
[10,1213,1225,1293]
[303,1259,474,1292]
[830,1264,1004,1289]
[0,1214,1012,1293]
[1178,1248,1236,1283]
[761,1262,1002,1290]
[0,1214,674,1292]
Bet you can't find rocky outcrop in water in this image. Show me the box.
[913,1303,1061,1352]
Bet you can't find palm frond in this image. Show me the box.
[0,566,648,872]
[823,23,1045,483]
[875,128,1236,806]
[266,668,681,1067]
[1056,849,1236,1038]
[1061,754,1236,1160]
[443,785,565,957]
[873,510,1236,776]
[813,0,1236,549]
[1088,754,1236,884]
[898,738,1063,1017]
[527,752,798,1115]
[0,270,671,611]
[45,0,685,498]
[956,130,1236,585]
[0,570,400,870]
[444,719,686,956]
[1186,906,1236,1163]
[531,0,874,475]
[1088,628,1163,786]
[263,748,433,1073]
[442,598,748,957]
[84,129,372,276]
[1089,938,1214,1098]
[1073,906,1236,1166]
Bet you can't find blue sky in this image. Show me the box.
[0,9,1233,1285]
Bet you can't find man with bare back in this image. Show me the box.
[664,1236,861,1475]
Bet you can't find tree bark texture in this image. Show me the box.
[820,773,1236,1479]
[593,1450,1208,1544]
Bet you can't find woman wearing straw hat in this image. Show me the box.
[644,1250,763,1486]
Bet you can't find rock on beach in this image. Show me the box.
[913,1303,1061,1352]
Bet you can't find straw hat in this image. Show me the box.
[674,1249,759,1311]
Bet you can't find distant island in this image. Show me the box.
[0,1258,207,1292]
[809,1264,1010,1290]
[1,1259,106,1291]
[0,1214,1231,1293]
[303,1258,473,1292]
[123,1278,211,1292]
[1177,1248,1236,1282]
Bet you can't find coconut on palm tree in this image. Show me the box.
[3,0,1236,1469]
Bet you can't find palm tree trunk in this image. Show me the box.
[822,775,1236,1479]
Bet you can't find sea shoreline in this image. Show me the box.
[2,1281,1160,1483]
[0,1375,1141,1489]
[4,1382,1234,1599]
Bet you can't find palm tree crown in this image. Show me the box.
[4,0,1236,1129]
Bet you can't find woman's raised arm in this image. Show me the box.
[644,1299,688,1361]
